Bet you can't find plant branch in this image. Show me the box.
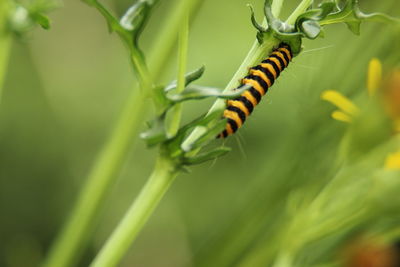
[42,1,202,267]
[46,0,313,265]
[89,11,190,267]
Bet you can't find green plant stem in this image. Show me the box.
[89,11,190,267]
[130,48,152,87]
[148,0,202,77]
[42,53,149,267]
[285,0,313,24]
[271,0,285,17]
[0,0,12,103]
[90,153,178,267]
[167,12,188,137]
[0,34,11,103]
[43,1,204,267]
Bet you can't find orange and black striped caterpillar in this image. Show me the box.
[218,43,293,138]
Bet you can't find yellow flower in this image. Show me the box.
[321,58,400,170]
[321,58,382,123]
[367,58,382,97]
[385,151,400,170]
[320,90,359,122]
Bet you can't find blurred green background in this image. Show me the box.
[1,0,400,266]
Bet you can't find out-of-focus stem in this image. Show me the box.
[42,51,150,267]
[0,0,12,103]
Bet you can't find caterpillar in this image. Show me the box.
[217,43,293,138]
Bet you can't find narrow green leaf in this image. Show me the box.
[152,85,171,114]
[300,20,321,39]
[186,119,227,151]
[120,2,147,31]
[179,110,223,135]
[183,147,231,165]
[345,21,360,35]
[167,84,250,103]
[120,0,156,46]
[31,13,50,29]
[140,115,168,147]
[165,66,205,92]
[248,4,267,33]
[320,0,400,28]
[82,0,124,34]
[166,110,223,153]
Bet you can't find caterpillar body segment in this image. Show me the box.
[218,43,293,138]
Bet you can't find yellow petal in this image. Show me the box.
[392,119,400,134]
[385,151,400,170]
[367,58,382,97]
[321,90,359,116]
[331,110,352,123]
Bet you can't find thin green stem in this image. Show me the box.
[272,252,294,267]
[167,12,189,137]
[148,0,202,78]
[176,13,189,94]
[42,1,204,267]
[90,153,178,267]
[271,0,285,17]
[0,34,11,103]
[0,0,12,103]
[131,48,152,87]
[285,0,313,24]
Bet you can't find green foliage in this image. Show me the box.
[82,0,157,52]
[8,0,59,34]
[142,64,250,166]
[141,67,240,164]
[251,0,400,54]
[321,0,400,34]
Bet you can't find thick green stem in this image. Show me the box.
[42,1,204,267]
[89,10,190,267]
[90,154,178,267]
[42,78,148,267]
[0,0,12,103]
